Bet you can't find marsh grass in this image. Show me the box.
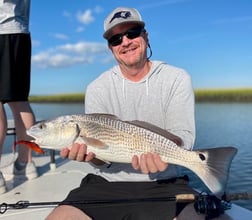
[195,88,252,102]
[29,88,252,103]
[29,93,84,103]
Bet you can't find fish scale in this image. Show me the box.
[80,114,179,154]
[24,113,237,196]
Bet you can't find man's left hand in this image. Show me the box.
[131,153,168,174]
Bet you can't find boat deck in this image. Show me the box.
[1,153,95,219]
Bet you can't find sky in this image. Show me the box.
[29,0,252,95]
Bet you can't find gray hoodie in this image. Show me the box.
[85,60,195,181]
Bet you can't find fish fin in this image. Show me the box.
[189,146,237,196]
[14,140,45,154]
[127,120,183,146]
[80,136,108,149]
[94,156,112,166]
[87,113,119,119]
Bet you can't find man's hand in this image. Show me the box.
[131,152,168,174]
[60,143,95,162]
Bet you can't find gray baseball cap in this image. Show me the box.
[103,7,145,39]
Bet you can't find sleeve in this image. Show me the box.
[85,81,109,114]
[164,70,195,150]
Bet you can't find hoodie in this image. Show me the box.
[85,60,195,181]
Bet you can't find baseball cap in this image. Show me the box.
[103,7,145,39]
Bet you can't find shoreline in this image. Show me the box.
[29,88,252,103]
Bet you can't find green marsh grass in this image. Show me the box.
[195,88,252,102]
[29,93,84,103]
[29,88,252,103]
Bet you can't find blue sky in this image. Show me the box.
[29,0,252,95]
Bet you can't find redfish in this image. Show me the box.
[17,113,237,195]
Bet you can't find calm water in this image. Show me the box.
[185,103,252,210]
[3,102,252,210]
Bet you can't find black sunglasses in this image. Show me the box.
[108,27,145,46]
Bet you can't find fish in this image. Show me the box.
[14,140,45,154]
[17,113,237,195]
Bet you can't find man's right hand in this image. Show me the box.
[60,143,105,165]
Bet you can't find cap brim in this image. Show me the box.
[103,21,145,39]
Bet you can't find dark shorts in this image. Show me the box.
[60,174,196,220]
[0,33,31,103]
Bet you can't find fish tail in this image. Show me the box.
[189,146,237,196]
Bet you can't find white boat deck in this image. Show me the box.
[1,153,95,219]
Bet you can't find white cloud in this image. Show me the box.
[76,9,94,24]
[32,41,111,69]
[58,42,106,53]
[52,33,69,40]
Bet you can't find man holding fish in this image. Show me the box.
[45,7,233,220]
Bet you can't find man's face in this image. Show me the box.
[108,23,148,68]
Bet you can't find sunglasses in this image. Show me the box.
[108,27,145,47]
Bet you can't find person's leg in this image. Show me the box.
[46,202,233,220]
[4,101,38,180]
[46,205,92,220]
[0,102,7,161]
[8,101,35,163]
[0,103,7,193]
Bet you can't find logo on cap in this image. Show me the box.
[109,11,131,23]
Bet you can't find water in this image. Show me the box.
[3,102,252,210]
[184,103,252,210]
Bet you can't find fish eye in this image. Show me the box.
[198,153,206,161]
[39,123,46,130]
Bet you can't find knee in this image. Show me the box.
[46,205,92,220]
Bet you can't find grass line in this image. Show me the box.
[29,93,85,103]
[29,88,252,103]
[195,88,252,102]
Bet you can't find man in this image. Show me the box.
[46,7,231,220]
[0,0,37,194]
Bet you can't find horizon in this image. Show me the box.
[28,87,252,97]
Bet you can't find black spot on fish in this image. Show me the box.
[199,153,206,161]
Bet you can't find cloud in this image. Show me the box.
[52,33,69,40]
[32,41,111,69]
[32,53,88,68]
[76,9,94,24]
[76,26,85,33]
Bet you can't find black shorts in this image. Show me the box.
[60,174,196,220]
[0,33,31,103]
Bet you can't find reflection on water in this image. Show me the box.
[3,102,252,210]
